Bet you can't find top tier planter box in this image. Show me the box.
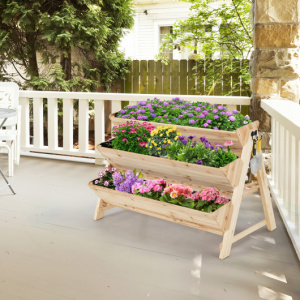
[110,113,255,156]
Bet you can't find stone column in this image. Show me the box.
[250,0,300,148]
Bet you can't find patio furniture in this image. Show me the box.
[0,82,21,175]
[0,108,17,194]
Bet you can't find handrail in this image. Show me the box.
[261,99,300,260]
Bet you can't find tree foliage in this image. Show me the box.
[0,0,134,91]
[158,0,252,96]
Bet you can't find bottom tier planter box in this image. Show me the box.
[89,181,231,235]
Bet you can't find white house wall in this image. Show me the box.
[119,1,192,60]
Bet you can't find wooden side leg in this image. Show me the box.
[257,160,276,231]
[219,186,243,259]
[94,198,115,220]
[94,198,105,220]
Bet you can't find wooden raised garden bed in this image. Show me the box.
[110,113,255,156]
[90,118,276,259]
[89,182,231,236]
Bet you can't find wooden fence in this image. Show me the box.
[109,59,250,97]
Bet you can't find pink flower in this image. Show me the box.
[203,123,209,127]
[103,180,110,187]
[224,140,233,147]
[139,142,147,147]
[170,191,178,199]
[122,138,128,142]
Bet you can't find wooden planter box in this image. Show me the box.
[110,113,257,156]
[89,181,231,236]
[97,143,241,192]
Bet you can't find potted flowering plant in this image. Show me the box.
[93,167,117,189]
[132,179,167,200]
[114,98,251,131]
[109,121,155,155]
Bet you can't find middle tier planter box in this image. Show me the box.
[110,114,258,156]
[97,142,240,192]
[89,181,231,236]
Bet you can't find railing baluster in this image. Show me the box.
[271,118,275,183]
[296,138,300,236]
[94,100,105,146]
[20,97,30,148]
[33,97,44,148]
[275,120,280,193]
[47,98,58,150]
[78,99,89,153]
[63,98,73,151]
[284,129,291,213]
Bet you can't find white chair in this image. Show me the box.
[0,82,20,176]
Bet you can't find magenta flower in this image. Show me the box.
[122,138,128,141]
[229,116,236,122]
[199,114,205,118]
[103,181,110,187]
[214,115,219,119]
[139,142,147,147]
[243,121,248,125]
[206,120,211,124]
[224,140,233,147]
[203,123,209,127]
[189,119,196,124]
[213,127,218,130]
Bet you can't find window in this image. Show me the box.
[159,26,173,60]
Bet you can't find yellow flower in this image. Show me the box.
[149,146,152,148]
[154,142,157,147]
[157,147,161,150]
[160,134,163,137]
[163,140,166,143]
[174,136,178,140]
[167,139,171,144]
[158,151,161,154]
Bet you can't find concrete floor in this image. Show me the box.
[0,156,299,300]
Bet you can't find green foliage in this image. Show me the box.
[157,0,252,96]
[0,0,134,91]
[165,136,238,168]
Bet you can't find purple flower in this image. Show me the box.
[243,121,248,125]
[137,116,143,120]
[178,135,185,141]
[140,109,145,113]
[130,111,135,114]
[214,115,219,119]
[143,116,148,120]
[200,137,206,142]
[162,110,167,113]
[188,113,193,117]
[213,127,218,130]
[178,115,184,118]
[199,114,205,118]
[220,112,226,115]
[245,115,250,120]
[163,102,169,107]
[218,106,223,110]
[229,116,236,122]
[203,123,209,127]
[232,110,238,113]
[164,114,168,117]
[120,109,127,114]
[213,109,218,114]
[226,112,232,116]
[187,135,196,140]
[182,139,188,145]
[196,160,203,165]
[195,107,201,112]
[158,116,162,119]
[130,117,135,120]
[206,120,212,124]
[202,111,209,116]
[151,113,157,118]
[189,120,196,124]
[139,101,147,105]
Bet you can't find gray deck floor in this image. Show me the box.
[0,156,299,300]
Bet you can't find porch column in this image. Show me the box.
[250,0,300,148]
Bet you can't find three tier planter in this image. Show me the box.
[89,116,277,259]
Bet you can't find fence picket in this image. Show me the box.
[132,60,139,93]
[188,60,196,95]
[179,60,187,95]
[140,60,148,94]
[163,63,171,94]
[171,60,179,95]
[148,60,155,94]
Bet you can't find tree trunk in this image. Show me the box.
[25,33,39,82]
[60,49,72,82]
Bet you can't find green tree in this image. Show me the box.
[0,0,134,91]
[157,0,252,96]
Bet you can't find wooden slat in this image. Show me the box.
[148,60,155,94]
[124,62,132,93]
[179,60,187,95]
[20,97,30,148]
[213,60,223,96]
[163,63,171,94]
[47,98,58,150]
[188,60,196,95]
[171,60,179,95]
[78,99,89,153]
[63,98,73,151]
[33,97,44,148]
[196,59,205,95]
[155,61,163,94]
[132,60,139,94]
[140,60,148,94]
[94,100,105,146]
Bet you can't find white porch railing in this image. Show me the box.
[19,91,250,162]
[262,99,300,260]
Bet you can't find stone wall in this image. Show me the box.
[250,0,300,148]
